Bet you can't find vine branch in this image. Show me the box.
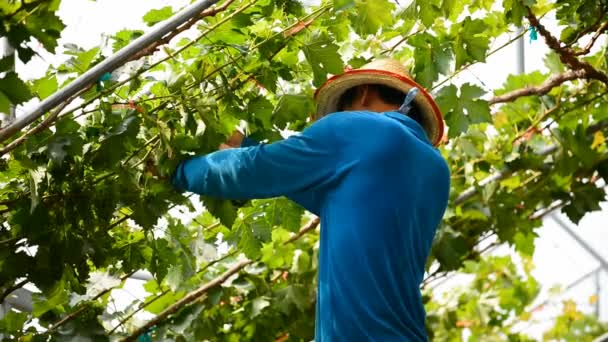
[120,218,320,341]
[0,90,85,156]
[526,8,608,86]
[574,20,608,56]
[488,69,587,105]
[121,259,252,341]
[127,0,237,62]
[46,271,136,333]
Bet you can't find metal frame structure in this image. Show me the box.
[0,0,220,143]
[0,3,606,338]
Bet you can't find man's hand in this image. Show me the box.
[219,130,244,150]
[218,130,250,207]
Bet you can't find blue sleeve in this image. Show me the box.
[238,135,321,215]
[171,117,345,206]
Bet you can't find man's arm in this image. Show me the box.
[171,117,346,204]
[226,132,321,215]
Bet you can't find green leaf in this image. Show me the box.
[451,17,491,69]
[409,32,452,87]
[248,96,274,129]
[165,264,183,292]
[0,91,10,115]
[0,56,13,72]
[238,222,263,259]
[204,197,237,228]
[32,279,69,317]
[544,51,565,74]
[503,0,534,26]
[112,29,144,52]
[302,33,344,87]
[276,284,309,313]
[514,232,535,256]
[263,197,304,232]
[349,0,395,36]
[143,6,174,26]
[251,296,271,318]
[0,72,32,105]
[24,10,65,53]
[432,230,470,271]
[66,47,100,74]
[0,310,28,333]
[145,291,184,315]
[402,0,441,27]
[273,95,315,128]
[33,74,58,100]
[291,250,311,274]
[436,83,490,138]
[92,115,140,168]
[461,84,491,123]
[562,182,606,224]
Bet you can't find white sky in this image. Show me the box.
[6,0,608,338]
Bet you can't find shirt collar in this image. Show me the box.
[384,111,431,144]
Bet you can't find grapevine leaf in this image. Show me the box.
[349,0,395,36]
[143,6,174,26]
[0,72,32,105]
[302,33,344,87]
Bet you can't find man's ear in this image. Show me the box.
[358,85,371,107]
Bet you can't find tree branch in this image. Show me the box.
[285,217,320,244]
[454,108,608,206]
[526,8,608,85]
[0,88,87,157]
[488,69,587,105]
[46,271,136,333]
[574,20,608,56]
[120,218,321,341]
[564,9,607,48]
[127,0,237,62]
[121,259,252,342]
[109,249,238,334]
[108,289,170,335]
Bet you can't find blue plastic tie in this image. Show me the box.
[138,331,151,342]
[99,72,112,82]
[529,26,538,43]
[398,88,419,115]
[96,72,112,91]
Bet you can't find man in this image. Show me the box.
[172,59,450,341]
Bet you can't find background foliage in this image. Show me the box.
[1,0,607,340]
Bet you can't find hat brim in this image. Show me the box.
[314,69,444,146]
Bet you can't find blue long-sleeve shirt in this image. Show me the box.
[172,111,450,341]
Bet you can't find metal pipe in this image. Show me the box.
[516,27,525,75]
[593,332,608,342]
[550,213,608,271]
[0,0,221,143]
[3,288,32,312]
[130,270,153,281]
[595,270,601,317]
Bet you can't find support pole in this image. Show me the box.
[550,214,608,271]
[516,27,526,75]
[0,0,221,143]
[595,270,601,317]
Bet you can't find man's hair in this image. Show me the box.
[336,84,425,127]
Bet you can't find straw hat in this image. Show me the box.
[314,58,445,146]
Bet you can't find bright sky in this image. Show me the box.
[8,0,608,338]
